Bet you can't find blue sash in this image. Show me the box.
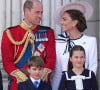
[8,26,50,90]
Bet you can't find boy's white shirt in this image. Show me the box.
[30,76,40,87]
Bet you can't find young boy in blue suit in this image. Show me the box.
[18,56,52,90]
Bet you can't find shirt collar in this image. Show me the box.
[30,77,40,84]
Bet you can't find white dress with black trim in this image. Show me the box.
[52,33,97,90]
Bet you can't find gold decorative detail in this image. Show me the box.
[6,22,36,64]
[20,21,37,31]
[14,45,19,59]
[41,68,52,82]
[10,69,28,83]
[6,30,28,45]
[14,39,29,64]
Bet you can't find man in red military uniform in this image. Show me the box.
[1,0,56,90]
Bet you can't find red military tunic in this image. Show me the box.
[1,22,56,90]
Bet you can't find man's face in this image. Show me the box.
[26,2,43,26]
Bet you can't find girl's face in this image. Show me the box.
[70,51,85,69]
[60,12,77,32]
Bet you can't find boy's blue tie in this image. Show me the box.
[34,81,39,88]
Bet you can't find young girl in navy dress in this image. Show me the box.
[58,45,98,90]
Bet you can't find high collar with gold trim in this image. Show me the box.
[20,21,38,31]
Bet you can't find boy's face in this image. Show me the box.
[70,51,85,69]
[28,66,43,80]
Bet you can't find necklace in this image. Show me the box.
[70,34,82,39]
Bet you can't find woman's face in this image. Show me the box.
[60,12,77,32]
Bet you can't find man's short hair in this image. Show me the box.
[23,0,33,12]
[23,0,41,12]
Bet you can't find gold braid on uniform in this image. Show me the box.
[6,22,36,64]
[41,68,52,82]
[6,22,36,83]
[6,29,35,64]
[10,69,28,83]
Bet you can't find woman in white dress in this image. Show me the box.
[52,1,97,90]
